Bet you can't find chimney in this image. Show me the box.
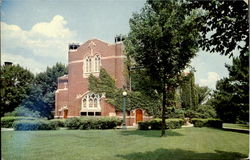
[69,43,80,51]
[115,35,125,43]
[4,62,12,66]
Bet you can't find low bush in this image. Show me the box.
[138,119,184,130]
[1,116,38,128]
[191,118,222,128]
[13,119,57,131]
[49,119,66,128]
[4,106,41,118]
[138,121,150,130]
[65,117,122,130]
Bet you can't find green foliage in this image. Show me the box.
[212,54,249,123]
[13,119,57,131]
[187,0,248,57]
[49,119,66,128]
[65,117,122,130]
[22,63,67,119]
[179,72,197,109]
[138,121,151,130]
[167,108,185,119]
[138,119,184,130]
[89,68,160,116]
[0,64,34,116]
[185,105,217,119]
[1,116,39,128]
[191,118,222,128]
[125,0,200,136]
[4,106,41,118]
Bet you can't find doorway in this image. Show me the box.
[136,109,143,123]
[63,109,68,119]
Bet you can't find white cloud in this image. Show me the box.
[1,15,76,62]
[199,72,220,89]
[1,52,46,74]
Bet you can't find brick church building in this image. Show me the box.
[55,38,152,126]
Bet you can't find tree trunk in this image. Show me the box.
[161,87,167,136]
[161,76,167,137]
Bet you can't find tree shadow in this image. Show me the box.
[120,129,183,137]
[116,148,248,160]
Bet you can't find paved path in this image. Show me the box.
[1,128,14,131]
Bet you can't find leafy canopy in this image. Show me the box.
[187,0,248,57]
[125,0,200,136]
[0,64,34,116]
[212,53,249,123]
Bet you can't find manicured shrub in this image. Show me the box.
[138,119,184,130]
[65,117,82,129]
[49,119,66,128]
[150,120,162,130]
[1,116,38,128]
[166,119,184,129]
[65,117,122,130]
[206,119,223,128]
[192,119,206,127]
[4,106,41,118]
[191,118,222,128]
[138,121,150,130]
[13,120,57,131]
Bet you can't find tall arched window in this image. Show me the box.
[94,55,100,72]
[82,97,87,108]
[94,98,98,108]
[88,57,92,73]
[85,57,91,73]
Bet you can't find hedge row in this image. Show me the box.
[49,119,66,128]
[191,118,222,128]
[1,116,39,128]
[65,117,122,129]
[138,119,184,130]
[13,120,57,131]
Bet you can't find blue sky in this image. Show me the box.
[1,0,233,89]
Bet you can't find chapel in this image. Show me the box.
[55,36,152,126]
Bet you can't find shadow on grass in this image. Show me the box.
[116,148,248,160]
[120,129,183,137]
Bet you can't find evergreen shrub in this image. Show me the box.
[65,117,122,130]
[138,119,184,130]
[138,121,150,130]
[49,119,66,128]
[191,118,222,128]
[1,116,38,128]
[13,119,57,130]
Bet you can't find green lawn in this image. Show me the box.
[223,123,249,130]
[1,127,249,160]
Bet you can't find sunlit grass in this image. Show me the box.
[1,127,249,160]
[223,123,249,130]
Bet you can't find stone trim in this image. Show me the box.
[55,88,68,93]
[69,55,125,65]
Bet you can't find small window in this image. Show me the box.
[88,112,94,116]
[81,112,87,116]
[95,112,101,116]
[127,111,130,116]
[82,98,87,108]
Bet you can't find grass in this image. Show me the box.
[1,127,249,160]
[223,123,249,130]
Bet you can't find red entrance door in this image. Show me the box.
[136,109,143,123]
[63,109,68,119]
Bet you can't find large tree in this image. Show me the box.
[212,53,249,123]
[0,64,34,116]
[89,68,161,116]
[22,63,67,118]
[187,0,248,57]
[125,0,200,136]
